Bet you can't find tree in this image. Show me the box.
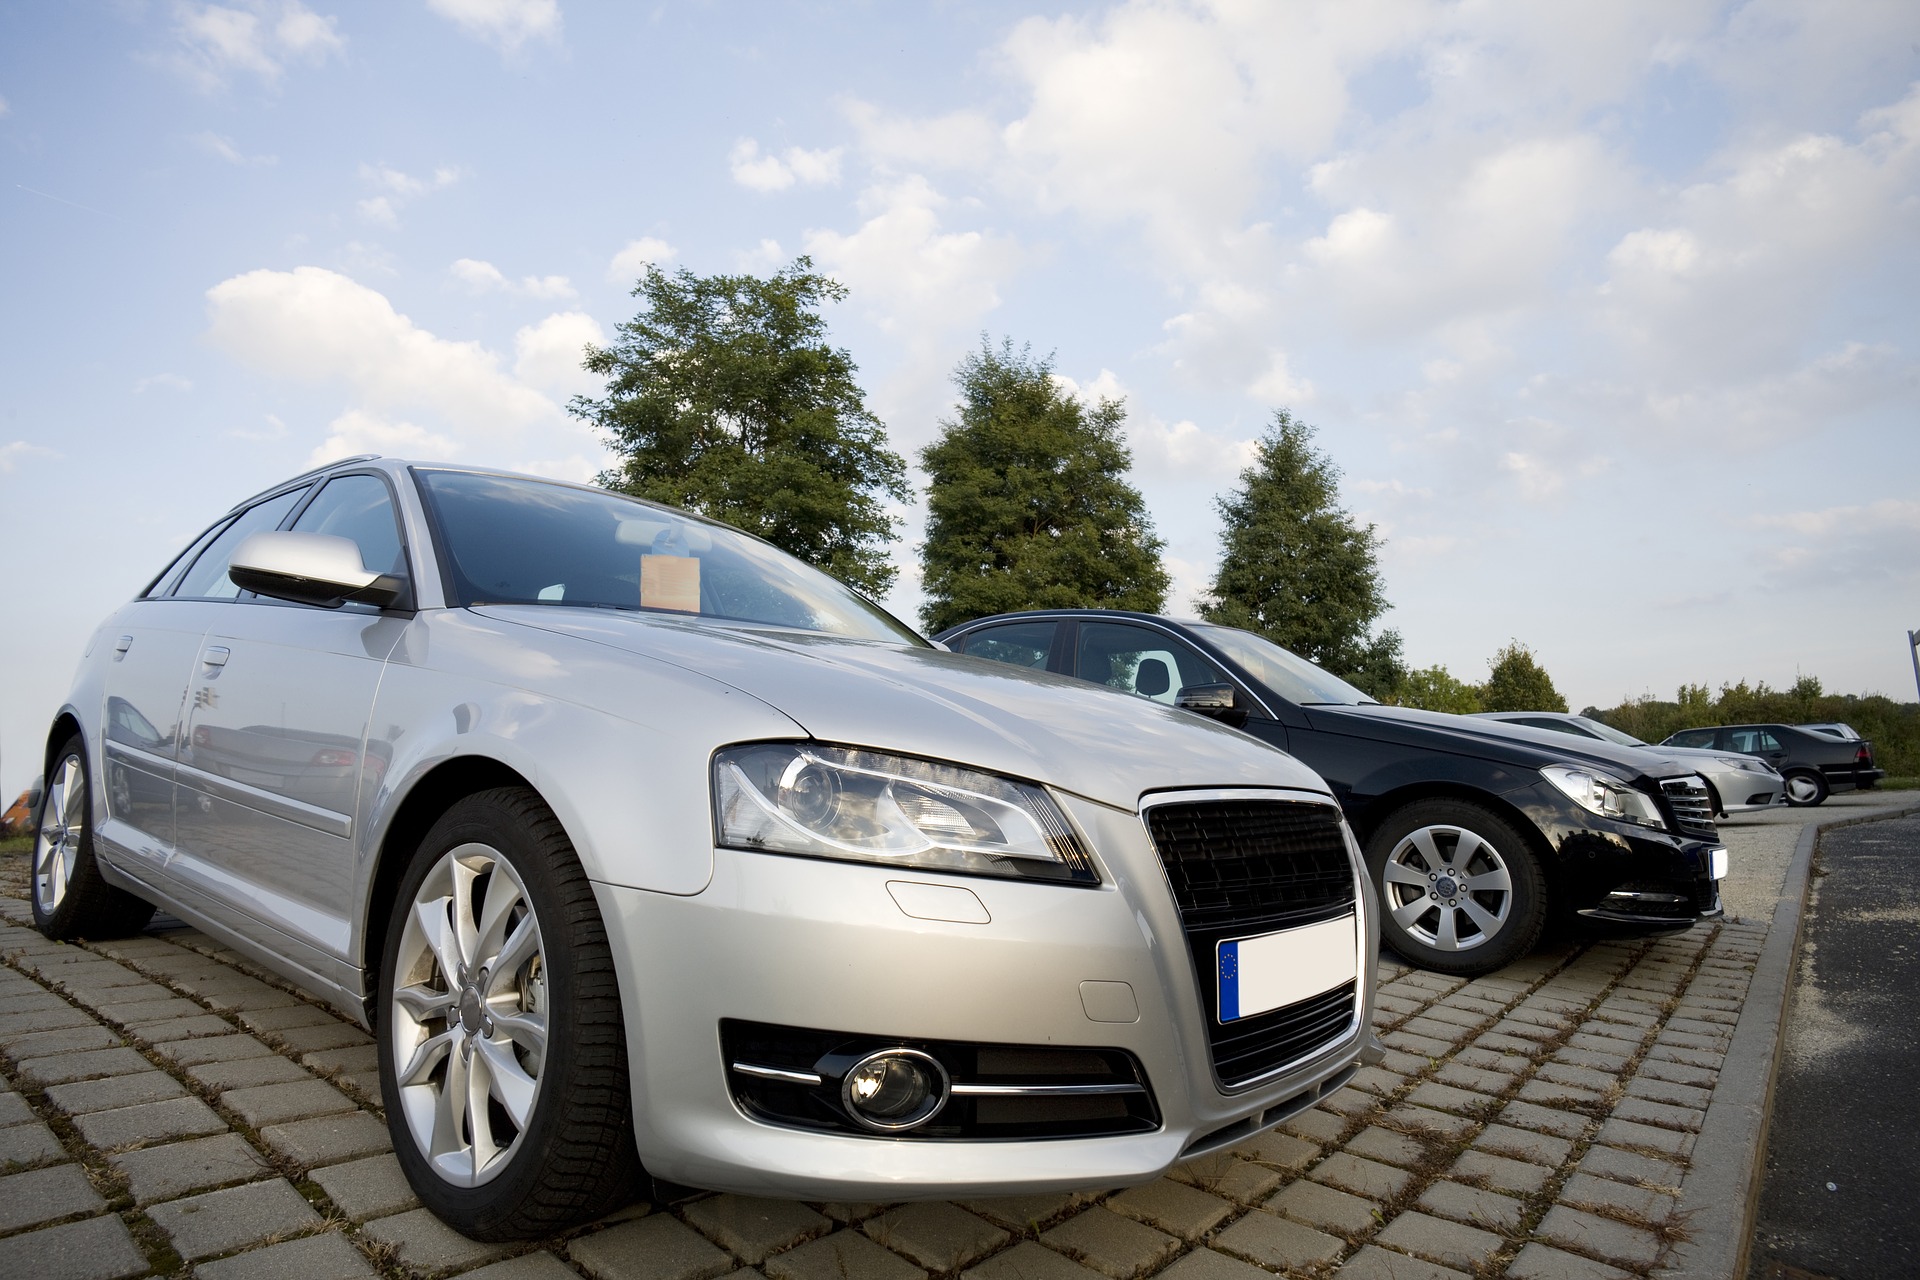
[1397,665,1483,714]
[1480,641,1568,712]
[1199,410,1405,698]
[919,340,1169,634]
[572,257,910,597]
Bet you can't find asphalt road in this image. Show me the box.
[1748,810,1920,1280]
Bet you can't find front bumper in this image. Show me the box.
[1508,781,1724,929]
[590,788,1380,1200]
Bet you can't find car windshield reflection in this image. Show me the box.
[1189,624,1376,706]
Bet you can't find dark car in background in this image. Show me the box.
[937,610,1728,976]
[1658,723,1883,806]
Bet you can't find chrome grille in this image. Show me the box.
[1660,777,1718,840]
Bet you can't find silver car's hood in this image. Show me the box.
[477,607,1329,810]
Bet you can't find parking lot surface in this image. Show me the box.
[0,792,1909,1280]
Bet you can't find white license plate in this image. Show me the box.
[1708,847,1728,880]
[1217,913,1357,1023]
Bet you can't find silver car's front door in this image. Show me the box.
[173,474,409,987]
[96,601,204,873]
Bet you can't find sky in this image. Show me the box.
[2,0,1918,799]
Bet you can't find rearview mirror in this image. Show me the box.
[1176,683,1248,727]
[228,531,406,609]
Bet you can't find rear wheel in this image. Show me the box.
[379,787,640,1240]
[32,735,155,940]
[1783,770,1828,807]
[1366,800,1546,976]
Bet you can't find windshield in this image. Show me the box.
[414,469,925,646]
[1190,624,1375,705]
[1572,716,1646,748]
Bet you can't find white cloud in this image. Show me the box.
[230,413,289,442]
[134,373,194,393]
[1499,451,1563,501]
[0,441,57,474]
[193,131,274,165]
[512,311,606,398]
[608,237,676,281]
[449,258,575,299]
[1130,416,1260,479]
[356,196,397,227]
[426,0,560,52]
[1755,498,1920,589]
[842,99,998,171]
[0,96,12,117]
[165,1,345,91]
[355,163,459,227]
[307,410,461,469]
[729,139,844,192]
[1247,353,1314,403]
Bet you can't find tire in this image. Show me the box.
[1783,770,1828,807]
[1365,799,1546,977]
[32,734,156,941]
[378,787,641,1240]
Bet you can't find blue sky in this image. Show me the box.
[3,0,1917,798]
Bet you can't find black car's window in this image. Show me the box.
[1188,623,1373,705]
[291,474,407,579]
[955,622,1055,669]
[1518,717,1593,737]
[172,488,309,600]
[1727,728,1769,754]
[1076,622,1227,705]
[1669,729,1718,749]
[414,469,925,645]
[1761,731,1784,752]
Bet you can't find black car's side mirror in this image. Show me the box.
[1177,683,1248,727]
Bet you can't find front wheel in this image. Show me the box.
[379,788,640,1240]
[1783,770,1828,807]
[1366,800,1546,976]
[32,735,155,940]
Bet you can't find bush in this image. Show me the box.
[1587,680,1919,777]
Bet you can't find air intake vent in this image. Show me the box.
[1659,777,1718,840]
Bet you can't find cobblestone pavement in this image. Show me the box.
[0,798,1905,1280]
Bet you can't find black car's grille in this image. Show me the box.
[1660,778,1719,840]
[1145,800,1359,1088]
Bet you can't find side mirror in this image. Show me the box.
[1176,683,1248,727]
[228,531,406,609]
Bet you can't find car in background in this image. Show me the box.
[33,458,1381,1239]
[1659,723,1884,806]
[936,610,1728,977]
[1472,712,1784,817]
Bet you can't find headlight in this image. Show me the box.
[1719,756,1776,775]
[713,743,1099,885]
[1540,765,1668,831]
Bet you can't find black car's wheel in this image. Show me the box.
[1366,800,1546,976]
[32,735,156,941]
[378,787,640,1240]
[1783,770,1828,807]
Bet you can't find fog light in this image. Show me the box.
[841,1049,948,1131]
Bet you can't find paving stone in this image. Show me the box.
[75,1094,228,1148]
[111,1132,272,1204]
[1375,1210,1504,1269]
[1381,1029,1454,1057]
[769,1230,927,1280]
[1595,1117,1694,1159]
[196,1229,377,1279]
[1644,1043,1720,1071]
[1560,1172,1678,1221]
[458,1254,584,1280]
[820,1202,888,1224]
[570,1214,736,1280]
[1554,1046,1632,1073]
[1433,1062,1517,1096]
[1346,1125,1431,1168]
[1378,1048,1432,1075]
[1106,1179,1231,1242]
[1535,1205,1661,1268]
[959,1191,1091,1230]
[1405,1082,1492,1117]
[1473,1031,1541,1055]
[361,1205,510,1270]
[1400,1016,1473,1044]
[1536,1062,1615,1092]
[1213,1209,1343,1269]
[1611,1096,1704,1132]
[1153,1248,1273,1280]
[273,1022,374,1053]
[258,1110,391,1167]
[1450,1047,1530,1074]
[1041,1206,1179,1280]
[0,1162,107,1231]
[148,1177,321,1260]
[863,1202,1009,1270]
[135,1013,237,1042]
[1635,1058,1716,1088]
[1,1024,121,1059]
[1337,1245,1472,1279]
[104,997,207,1026]
[1350,1065,1406,1096]
[188,1053,315,1092]
[1321,1085,1380,1117]
[1165,1156,1284,1205]
[44,1069,187,1114]
[1499,1099,1590,1139]
[0,1092,34,1126]
[1311,1151,1414,1200]
[1418,1003,1490,1029]
[1415,1180,1527,1233]
[1472,1122,1573,1167]
[1574,1144,1684,1190]
[222,1079,357,1127]
[1623,1075,1712,1110]
[1518,1078,1605,1109]
[0,1118,65,1166]
[1265,1178,1382,1234]
[153,1033,275,1066]
[302,1044,380,1074]
[16,1046,153,1086]
[685,1195,831,1264]
[1504,1242,1633,1280]
[234,1003,339,1033]
[1232,1128,1318,1170]
[1279,1106,1347,1143]
[0,1211,150,1279]
[1384,1104,1477,1140]
[309,1152,420,1219]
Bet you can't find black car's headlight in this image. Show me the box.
[1540,765,1669,831]
[713,743,1099,885]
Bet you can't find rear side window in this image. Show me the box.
[955,622,1055,670]
[1726,728,1766,754]
[171,488,308,600]
[1669,729,1717,749]
[1761,731,1784,752]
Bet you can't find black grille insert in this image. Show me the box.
[1145,799,1359,1088]
[1659,778,1719,840]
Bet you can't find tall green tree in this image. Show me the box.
[1397,665,1483,714]
[572,257,910,596]
[919,340,1169,634]
[1199,410,1405,698]
[1480,641,1568,712]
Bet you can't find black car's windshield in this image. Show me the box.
[1190,624,1375,706]
[415,469,925,645]
[1571,716,1646,748]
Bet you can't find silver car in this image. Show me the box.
[1472,712,1785,816]
[31,458,1381,1239]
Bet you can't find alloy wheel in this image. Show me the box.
[1381,824,1514,952]
[1785,774,1821,804]
[34,755,85,915]
[389,842,549,1188]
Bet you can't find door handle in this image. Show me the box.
[202,646,231,667]
[113,635,133,658]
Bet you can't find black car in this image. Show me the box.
[1659,722,1884,806]
[936,610,1727,976]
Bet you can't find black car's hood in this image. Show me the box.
[1301,703,1699,782]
